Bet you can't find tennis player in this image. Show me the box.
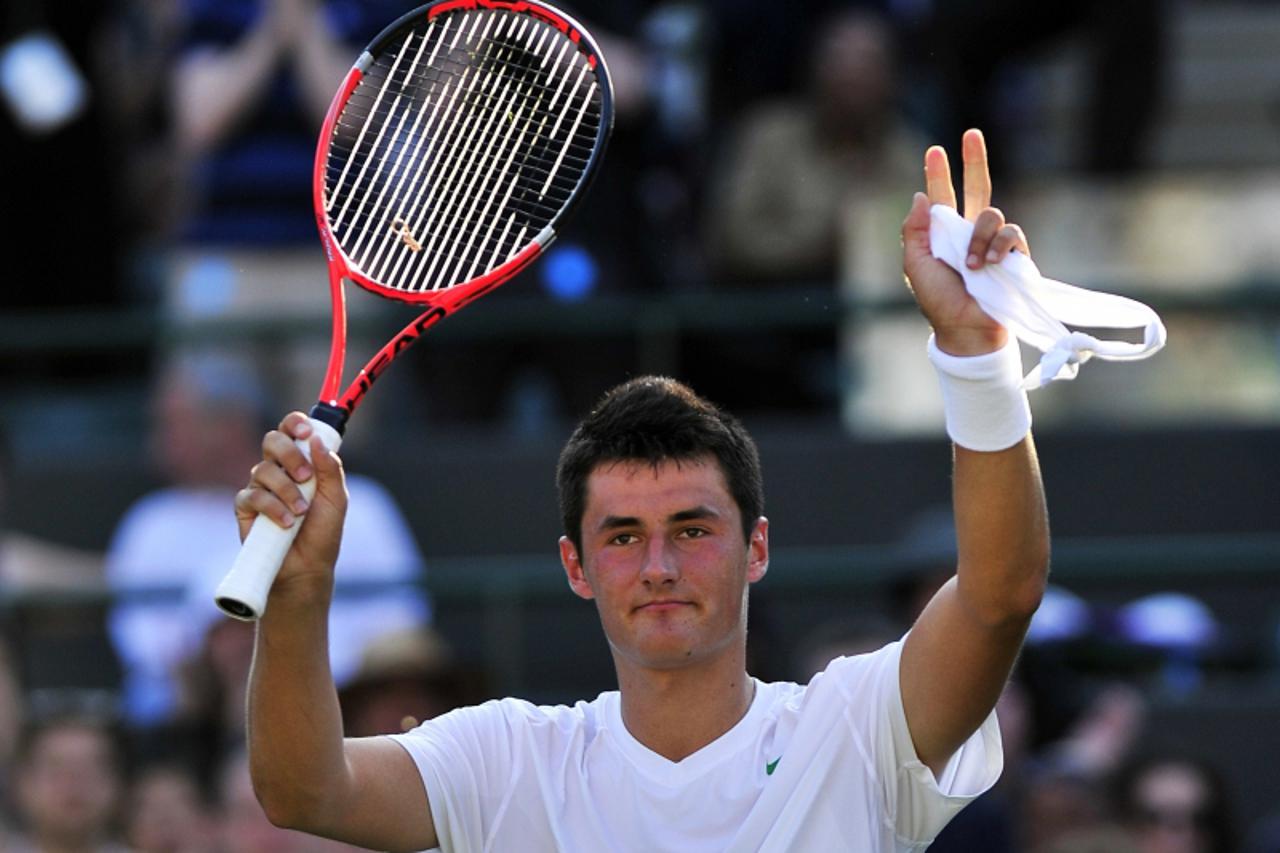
[236,129,1048,852]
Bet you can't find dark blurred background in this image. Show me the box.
[1,1,1279,851]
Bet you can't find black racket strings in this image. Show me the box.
[324,8,603,294]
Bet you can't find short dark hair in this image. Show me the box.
[557,376,763,551]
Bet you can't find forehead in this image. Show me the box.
[583,457,734,517]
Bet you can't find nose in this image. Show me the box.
[638,537,679,586]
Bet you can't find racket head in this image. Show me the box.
[314,0,614,307]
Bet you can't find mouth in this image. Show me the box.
[635,600,693,613]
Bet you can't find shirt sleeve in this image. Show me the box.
[385,700,520,853]
[826,640,1004,846]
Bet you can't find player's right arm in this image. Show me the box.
[236,413,437,852]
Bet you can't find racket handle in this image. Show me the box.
[214,418,343,622]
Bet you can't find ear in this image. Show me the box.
[747,517,769,584]
[560,536,595,600]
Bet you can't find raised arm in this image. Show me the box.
[897,130,1050,776]
[236,414,437,852]
[173,9,282,157]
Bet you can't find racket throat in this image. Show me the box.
[310,401,350,435]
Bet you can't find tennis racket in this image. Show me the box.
[215,0,613,620]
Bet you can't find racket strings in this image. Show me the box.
[395,12,598,291]
[331,96,597,167]
[324,8,602,294]
[392,12,557,290]
[380,13,594,287]
[348,14,547,286]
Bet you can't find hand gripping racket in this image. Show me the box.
[215,0,613,620]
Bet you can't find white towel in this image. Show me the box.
[929,204,1167,389]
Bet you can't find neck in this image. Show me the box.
[615,650,755,763]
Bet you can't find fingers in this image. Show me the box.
[966,207,1004,269]
[236,468,303,527]
[924,146,957,209]
[234,412,317,531]
[961,129,991,221]
[990,222,1030,262]
[965,207,1030,269]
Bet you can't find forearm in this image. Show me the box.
[952,437,1049,627]
[247,579,350,832]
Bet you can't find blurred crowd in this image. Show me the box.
[1,0,1278,851]
[0,0,1177,413]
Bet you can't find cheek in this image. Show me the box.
[589,547,641,583]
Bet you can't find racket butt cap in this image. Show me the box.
[216,597,258,621]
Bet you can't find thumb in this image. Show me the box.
[307,433,348,510]
[901,192,933,261]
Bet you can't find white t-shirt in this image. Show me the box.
[390,639,1002,852]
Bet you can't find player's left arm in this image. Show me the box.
[897,129,1050,777]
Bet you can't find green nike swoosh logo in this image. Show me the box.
[765,757,781,776]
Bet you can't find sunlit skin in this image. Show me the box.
[559,457,769,760]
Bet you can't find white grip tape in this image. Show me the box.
[928,334,1031,452]
[214,418,343,621]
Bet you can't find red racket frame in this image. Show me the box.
[310,0,611,427]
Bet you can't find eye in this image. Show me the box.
[677,527,709,539]
[608,532,639,546]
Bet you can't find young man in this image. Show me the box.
[236,130,1049,851]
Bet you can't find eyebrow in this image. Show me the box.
[596,505,721,532]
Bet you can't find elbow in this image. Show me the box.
[1004,547,1052,626]
[253,776,330,835]
[255,784,306,832]
[960,550,1050,629]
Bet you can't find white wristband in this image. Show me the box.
[928,334,1032,452]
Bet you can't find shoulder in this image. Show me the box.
[790,640,905,714]
[407,693,611,740]
[749,643,903,716]
[394,693,613,769]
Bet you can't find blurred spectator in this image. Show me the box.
[8,708,128,853]
[707,8,924,284]
[1023,764,1113,853]
[1112,753,1236,853]
[105,350,431,734]
[1035,826,1140,853]
[0,418,104,595]
[695,8,925,415]
[171,0,414,246]
[909,0,1166,181]
[125,762,216,853]
[0,639,22,814]
[338,626,477,738]
[171,619,256,781]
